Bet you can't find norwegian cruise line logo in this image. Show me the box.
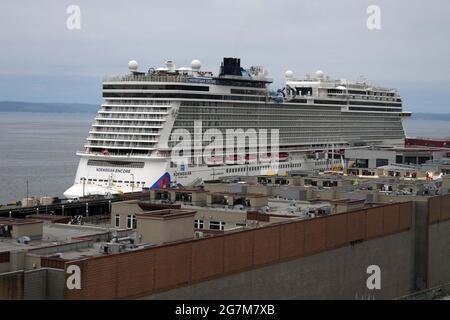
[150,172,171,189]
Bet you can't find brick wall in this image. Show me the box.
[428,194,450,224]
[64,202,413,300]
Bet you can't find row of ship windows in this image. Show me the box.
[102,107,169,112]
[103,84,210,91]
[224,163,302,174]
[90,129,160,134]
[103,92,267,102]
[103,92,403,108]
[327,89,397,97]
[168,127,404,137]
[172,121,403,128]
[87,160,145,168]
[179,108,340,115]
[97,114,166,120]
[314,100,401,108]
[86,178,146,184]
[179,104,401,114]
[175,114,402,121]
[104,85,270,98]
[103,100,171,106]
[95,120,163,126]
[87,142,156,147]
[180,101,335,110]
[177,113,401,121]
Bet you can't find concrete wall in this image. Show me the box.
[136,213,195,245]
[145,231,413,300]
[428,219,450,287]
[24,268,64,300]
[64,202,413,300]
[11,221,43,239]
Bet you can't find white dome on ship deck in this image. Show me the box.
[128,60,138,71]
[191,59,201,70]
[315,70,324,78]
[285,70,294,79]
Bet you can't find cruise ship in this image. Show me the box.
[63,57,411,198]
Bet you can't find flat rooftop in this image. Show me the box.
[0,223,110,253]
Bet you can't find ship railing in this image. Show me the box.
[76,150,154,158]
[104,74,189,83]
[102,100,171,106]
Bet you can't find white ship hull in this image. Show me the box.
[63,57,409,198]
[63,153,345,198]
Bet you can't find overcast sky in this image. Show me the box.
[0,0,449,112]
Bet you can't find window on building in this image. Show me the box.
[194,219,204,229]
[115,214,120,227]
[376,158,389,167]
[209,220,225,231]
[127,214,137,229]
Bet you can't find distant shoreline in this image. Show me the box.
[0,101,98,114]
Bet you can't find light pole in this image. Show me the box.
[26,179,29,205]
[131,173,135,193]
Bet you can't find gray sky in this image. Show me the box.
[0,0,449,112]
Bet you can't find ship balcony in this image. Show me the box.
[98,110,168,115]
[96,114,165,120]
[92,123,163,129]
[89,130,161,136]
[85,141,157,149]
[399,112,412,117]
[76,150,152,158]
[87,136,159,143]
[95,116,166,121]
[102,100,171,106]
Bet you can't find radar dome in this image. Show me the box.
[128,60,138,71]
[285,70,294,79]
[315,70,324,78]
[191,59,201,70]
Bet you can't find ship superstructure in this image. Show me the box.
[64,57,410,198]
